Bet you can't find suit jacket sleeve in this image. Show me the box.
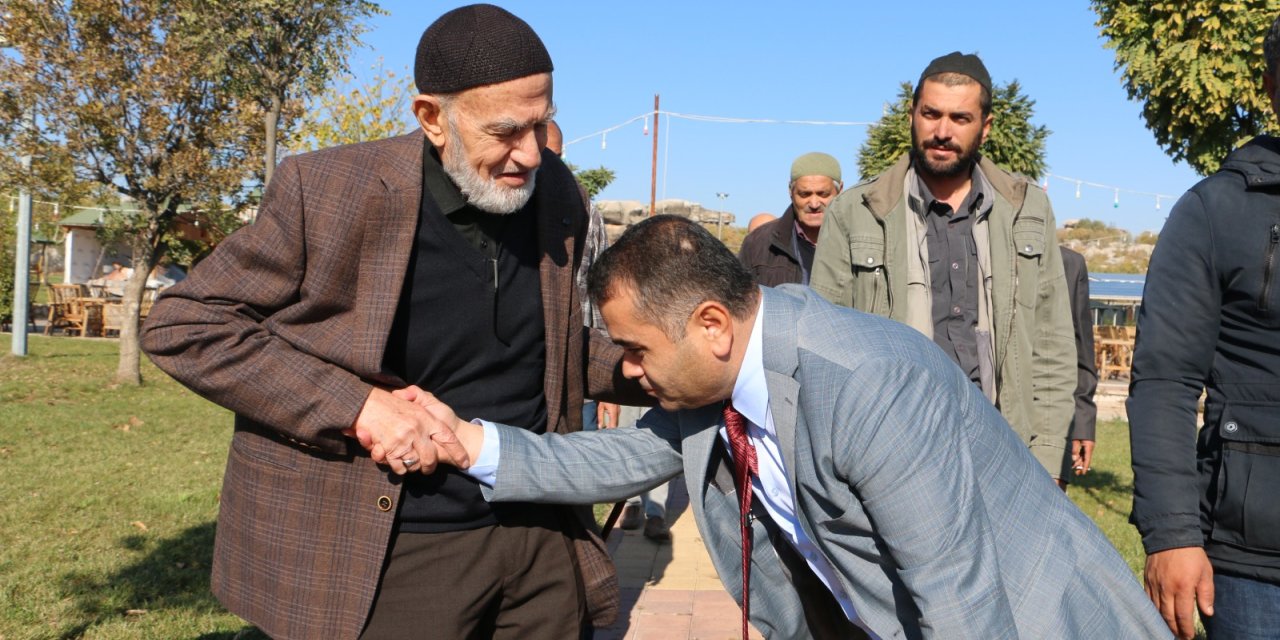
[481,408,686,504]
[141,156,370,454]
[1028,198,1077,478]
[1062,248,1098,441]
[833,355,1018,639]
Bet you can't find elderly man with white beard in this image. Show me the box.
[140,4,647,639]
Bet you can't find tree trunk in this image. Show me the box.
[114,245,153,386]
[264,93,281,187]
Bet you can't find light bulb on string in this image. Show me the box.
[1041,178,1049,192]
[1113,188,1120,209]
[642,117,649,136]
[601,131,607,150]
[1075,181,1082,199]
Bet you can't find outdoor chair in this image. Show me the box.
[101,301,125,337]
[1097,325,1133,380]
[45,283,89,336]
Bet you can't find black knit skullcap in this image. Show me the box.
[918,51,991,94]
[415,4,554,94]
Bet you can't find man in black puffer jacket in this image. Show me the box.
[1128,15,1280,640]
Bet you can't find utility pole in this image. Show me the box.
[715,192,729,240]
[11,106,33,356]
[649,94,659,217]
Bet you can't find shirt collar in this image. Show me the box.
[793,218,817,247]
[729,294,770,433]
[421,141,469,216]
[907,161,993,220]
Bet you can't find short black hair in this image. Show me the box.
[587,215,758,339]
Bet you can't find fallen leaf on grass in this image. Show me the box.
[124,609,147,616]
[113,416,145,432]
[0,447,11,456]
[175,561,187,569]
[130,521,148,532]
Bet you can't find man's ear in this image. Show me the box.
[691,301,734,359]
[412,94,448,148]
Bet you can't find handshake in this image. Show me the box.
[343,385,483,475]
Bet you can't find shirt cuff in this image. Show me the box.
[465,419,501,487]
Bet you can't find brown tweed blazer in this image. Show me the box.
[142,133,641,639]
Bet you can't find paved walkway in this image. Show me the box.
[595,477,763,640]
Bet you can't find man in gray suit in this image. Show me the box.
[400,216,1167,639]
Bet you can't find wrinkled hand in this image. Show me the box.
[392,385,479,468]
[1145,547,1215,639]
[344,387,470,474]
[597,402,621,429]
[1071,439,1095,475]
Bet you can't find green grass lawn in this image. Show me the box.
[0,335,1152,639]
[1066,418,1145,577]
[0,335,263,640]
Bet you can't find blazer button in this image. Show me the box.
[376,495,393,512]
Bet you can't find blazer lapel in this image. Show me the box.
[356,133,425,381]
[765,370,801,494]
[535,151,575,434]
[760,287,805,491]
[685,404,732,495]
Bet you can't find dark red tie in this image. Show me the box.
[723,401,758,640]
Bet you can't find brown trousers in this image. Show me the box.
[360,507,584,640]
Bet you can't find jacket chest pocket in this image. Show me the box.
[849,236,888,316]
[1012,218,1045,309]
[1210,401,1280,554]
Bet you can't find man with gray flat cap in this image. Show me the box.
[142,4,644,638]
[811,52,1075,485]
[739,152,843,287]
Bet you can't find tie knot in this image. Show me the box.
[722,401,757,475]
[722,401,746,430]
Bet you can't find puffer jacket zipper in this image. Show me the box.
[1262,223,1280,312]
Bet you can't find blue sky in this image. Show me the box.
[345,1,1229,234]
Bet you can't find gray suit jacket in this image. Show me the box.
[485,286,1168,639]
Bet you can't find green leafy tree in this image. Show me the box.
[858,81,1050,180]
[566,164,617,198]
[0,0,260,384]
[191,0,384,185]
[293,63,417,151]
[1093,0,1280,175]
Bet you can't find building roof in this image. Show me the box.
[1089,272,1145,302]
[58,208,112,227]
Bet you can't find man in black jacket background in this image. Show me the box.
[1128,14,1280,639]
[738,152,842,286]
